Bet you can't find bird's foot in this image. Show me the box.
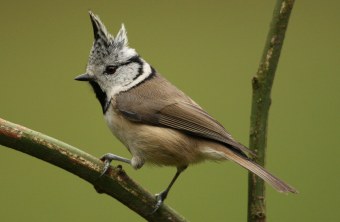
[99,153,131,177]
[151,190,169,214]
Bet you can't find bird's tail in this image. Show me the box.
[209,146,298,193]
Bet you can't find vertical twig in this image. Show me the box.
[248,1,295,222]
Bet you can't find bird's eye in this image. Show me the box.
[105,66,118,75]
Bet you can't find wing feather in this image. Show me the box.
[116,74,255,156]
[158,102,255,156]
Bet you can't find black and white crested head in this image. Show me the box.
[88,11,134,66]
[77,11,155,113]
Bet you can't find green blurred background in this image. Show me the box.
[1,1,339,221]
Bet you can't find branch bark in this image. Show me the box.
[0,118,186,222]
[247,1,295,222]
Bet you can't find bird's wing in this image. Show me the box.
[116,87,255,157]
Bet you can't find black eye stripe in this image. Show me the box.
[104,56,143,75]
[120,55,143,66]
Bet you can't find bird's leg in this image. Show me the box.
[152,166,188,213]
[100,153,131,176]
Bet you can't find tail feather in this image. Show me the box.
[222,149,298,193]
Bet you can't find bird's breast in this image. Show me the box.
[104,105,130,148]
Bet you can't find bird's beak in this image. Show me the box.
[74,73,94,81]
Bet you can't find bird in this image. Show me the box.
[75,11,297,212]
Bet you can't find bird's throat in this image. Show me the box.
[89,81,109,114]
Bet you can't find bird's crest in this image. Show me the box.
[88,11,129,64]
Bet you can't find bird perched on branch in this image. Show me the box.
[75,11,297,212]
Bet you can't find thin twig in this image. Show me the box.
[0,117,186,222]
[247,1,295,222]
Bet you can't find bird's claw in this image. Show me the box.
[99,155,112,177]
[151,190,168,214]
[98,153,131,177]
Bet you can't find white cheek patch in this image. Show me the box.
[114,63,140,85]
[109,61,153,97]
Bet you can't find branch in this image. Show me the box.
[0,118,186,222]
[247,1,295,222]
